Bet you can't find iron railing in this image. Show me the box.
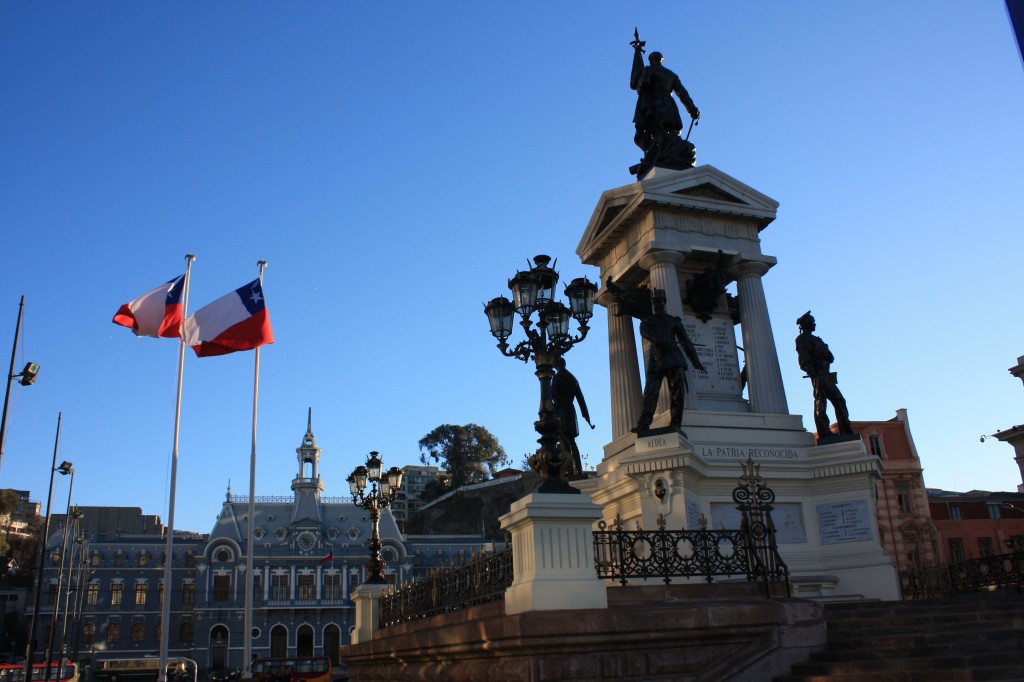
[899,550,1024,599]
[379,547,513,629]
[593,459,790,597]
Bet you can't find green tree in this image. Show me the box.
[418,424,508,490]
[0,489,20,558]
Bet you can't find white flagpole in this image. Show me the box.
[158,253,195,682]
[243,260,266,679]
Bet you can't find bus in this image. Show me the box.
[250,657,330,682]
[0,662,79,682]
[92,659,196,682]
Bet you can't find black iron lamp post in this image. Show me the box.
[24,450,71,678]
[484,255,597,493]
[347,453,403,584]
[0,296,41,472]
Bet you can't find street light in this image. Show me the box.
[347,453,403,584]
[484,255,597,493]
[0,296,41,472]
[24,424,71,681]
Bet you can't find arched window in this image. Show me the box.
[138,553,148,567]
[270,624,287,658]
[90,553,100,567]
[106,622,120,644]
[216,548,231,563]
[179,621,194,644]
[82,623,95,644]
[114,552,124,567]
[131,622,144,642]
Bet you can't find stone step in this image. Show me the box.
[775,663,1024,682]
[823,626,1024,653]
[826,614,1024,638]
[809,630,1024,662]
[792,649,1024,675]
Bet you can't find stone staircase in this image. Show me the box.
[774,590,1024,682]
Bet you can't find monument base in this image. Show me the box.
[575,409,900,601]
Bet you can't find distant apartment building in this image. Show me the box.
[850,409,940,576]
[390,465,445,531]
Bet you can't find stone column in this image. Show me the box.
[639,251,697,410]
[731,260,789,414]
[349,582,389,645]
[499,492,608,615]
[600,289,642,440]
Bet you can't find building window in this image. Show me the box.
[131,622,144,643]
[948,538,964,563]
[297,574,314,600]
[115,553,124,567]
[323,574,340,600]
[138,553,148,567]
[180,621,193,644]
[111,583,123,607]
[159,581,164,606]
[91,553,100,567]
[868,434,883,457]
[271,574,289,600]
[87,583,99,606]
[950,505,963,521]
[82,622,95,644]
[978,537,994,558]
[182,581,195,607]
[216,548,231,563]
[135,583,147,607]
[253,573,262,601]
[106,622,120,645]
[896,484,913,514]
[213,574,231,602]
[46,582,57,603]
[184,552,195,567]
[987,503,1002,520]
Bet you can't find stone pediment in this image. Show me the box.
[577,165,779,266]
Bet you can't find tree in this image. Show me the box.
[418,424,508,490]
[0,490,19,558]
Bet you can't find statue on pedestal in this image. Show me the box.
[795,311,854,440]
[629,28,701,177]
[551,356,594,477]
[634,289,705,435]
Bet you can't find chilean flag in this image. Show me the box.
[112,275,185,338]
[183,278,274,357]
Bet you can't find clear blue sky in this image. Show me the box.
[1,1,1022,533]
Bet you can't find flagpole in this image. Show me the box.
[158,253,195,682]
[243,260,266,680]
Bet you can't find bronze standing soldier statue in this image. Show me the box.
[795,311,853,439]
[634,289,706,435]
[629,28,700,176]
[551,356,594,478]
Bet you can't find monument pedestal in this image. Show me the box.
[499,492,608,614]
[350,583,389,645]
[574,409,899,600]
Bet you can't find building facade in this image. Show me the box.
[928,489,1024,561]
[42,417,492,672]
[850,409,940,577]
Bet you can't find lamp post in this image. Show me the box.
[44,479,76,680]
[347,453,403,584]
[24,413,70,678]
[0,296,41,472]
[484,255,597,493]
[55,510,84,678]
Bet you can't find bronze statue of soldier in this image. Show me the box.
[629,28,700,176]
[795,311,854,440]
[634,289,706,435]
[551,356,594,478]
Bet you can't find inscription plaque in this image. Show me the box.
[683,315,741,397]
[816,499,873,544]
[710,502,807,543]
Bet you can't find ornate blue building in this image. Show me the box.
[44,416,492,672]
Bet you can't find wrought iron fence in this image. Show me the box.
[378,547,513,629]
[593,458,790,597]
[899,550,1024,599]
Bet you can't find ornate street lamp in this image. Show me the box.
[347,453,403,584]
[484,255,597,493]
